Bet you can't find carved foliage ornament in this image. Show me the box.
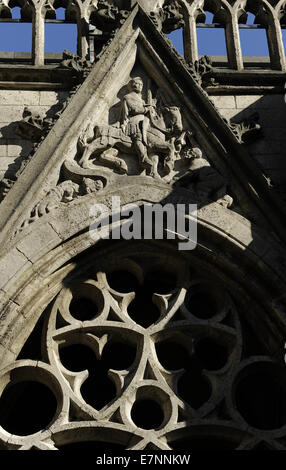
[228,112,263,144]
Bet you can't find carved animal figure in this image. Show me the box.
[32,180,80,218]
[19,177,104,234]
[78,105,184,178]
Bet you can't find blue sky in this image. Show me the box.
[168,12,286,57]
[0,7,77,53]
[168,27,275,57]
[0,7,285,57]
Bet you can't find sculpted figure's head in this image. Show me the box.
[190,147,203,159]
[128,77,144,94]
[184,147,203,161]
[82,177,104,194]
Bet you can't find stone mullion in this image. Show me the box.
[266,16,286,70]
[80,4,92,60]
[183,14,199,63]
[32,8,45,66]
[225,15,243,70]
[77,17,87,58]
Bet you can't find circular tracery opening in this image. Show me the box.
[131,399,165,430]
[0,381,57,436]
[185,282,225,320]
[69,297,98,321]
[195,337,229,371]
[234,362,286,430]
[107,270,139,293]
[68,283,104,321]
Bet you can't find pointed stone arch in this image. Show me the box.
[0,191,286,448]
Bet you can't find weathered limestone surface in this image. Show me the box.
[210,94,286,187]
[0,90,68,179]
[0,0,286,452]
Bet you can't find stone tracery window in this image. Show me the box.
[44,4,77,55]
[0,242,285,450]
[0,1,33,57]
[238,7,271,67]
[165,0,286,70]
[196,10,227,57]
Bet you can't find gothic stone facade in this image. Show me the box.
[0,0,286,451]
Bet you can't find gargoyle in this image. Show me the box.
[16,107,51,141]
[92,0,129,32]
[60,50,91,75]
[150,0,184,34]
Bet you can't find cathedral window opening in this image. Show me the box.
[196,11,227,57]
[131,399,165,430]
[167,28,184,56]
[235,362,286,430]
[239,12,270,65]
[0,6,32,55]
[88,24,107,61]
[44,7,77,54]
[282,29,286,53]
[0,380,57,436]
[0,244,286,449]
[281,9,286,51]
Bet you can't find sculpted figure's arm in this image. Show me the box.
[119,97,129,132]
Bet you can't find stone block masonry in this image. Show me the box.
[0,90,68,180]
[210,94,286,187]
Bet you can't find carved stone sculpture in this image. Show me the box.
[192,55,217,87]
[176,147,233,207]
[0,0,11,18]
[59,50,92,77]
[150,0,184,34]
[0,178,14,203]
[19,177,104,231]
[78,77,185,178]
[229,112,262,144]
[31,180,80,220]
[72,74,233,206]
[92,0,129,32]
[16,107,51,141]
